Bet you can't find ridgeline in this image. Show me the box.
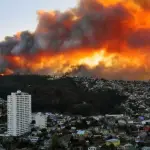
[0,75,127,116]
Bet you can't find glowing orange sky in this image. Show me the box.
[1,0,150,80]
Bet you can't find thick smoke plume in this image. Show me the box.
[1,0,150,80]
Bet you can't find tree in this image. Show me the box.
[41,128,47,132]
[31,120,36,125]
[2,136,14,150]
[51,134,59,150]
[109,144,117,150]
[41,128,48,138]
[100,144,110,150]
[73,104,93,116]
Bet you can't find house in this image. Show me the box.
[29,136,39,143]
[0,98,6,105]
[142,147,150,150]
[32,112,47,129]
[105,114,124,118]
[72,146,84,150]
[142,120,150,125]
[106,139,120,147]
[88,146,97,150]
[57,119,65,125]
[123,143,135,150]
[44,139,51,148]
[77,130,86,136]
[91,126,101,134]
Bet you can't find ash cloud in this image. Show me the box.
[0,0,150,80]
[128,29,150,48]
[0,56,8,73]
[0,37,18,55]
[134,0,150,10]
[0,0,132,54]
[35,2,132,51]
[69,64,149,81]
[11,31,34,54]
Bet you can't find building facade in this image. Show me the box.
[32,112,47,129]
[7,90,32,136]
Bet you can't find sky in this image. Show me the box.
[0,0,77,41]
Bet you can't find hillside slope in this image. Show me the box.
[0,75,128,115]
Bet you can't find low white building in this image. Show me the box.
[105,114,124,118]
[88,146,97,150]
[29,136,39,143]
[142,120,150,125]
[32,112,47,129]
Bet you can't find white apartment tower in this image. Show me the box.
[7,90,32,136]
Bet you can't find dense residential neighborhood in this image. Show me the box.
[1,111,150,149]
[1,0,150,149]
[0,76,150,149]
[73,76,150,116]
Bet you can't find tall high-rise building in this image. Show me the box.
[7,90,32,136]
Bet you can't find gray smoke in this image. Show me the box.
[0,56,8,72]
[0,0,150,80]
[11,31,34,55]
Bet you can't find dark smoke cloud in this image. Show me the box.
[0,0,150,79]
[128,29,150,48]
[134,0,150,10]
[35,3,132,51]
[0,56,8,72]
[12,31,34,54]
[0,37,18,55]
[69,64,149,81]
[0,1,132,54]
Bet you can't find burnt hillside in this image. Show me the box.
[0,75,127,115]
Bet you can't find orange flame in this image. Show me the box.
[3,0,150,80]
[15,32,21,40]
[5,47,149,79]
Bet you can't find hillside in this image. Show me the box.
[0,75,129,115]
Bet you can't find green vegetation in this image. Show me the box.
[51,134,59,150]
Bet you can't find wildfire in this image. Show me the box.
[0,68,14,76]
[4,48,148,78]
[15,32,21,40]
[1,0,150,80]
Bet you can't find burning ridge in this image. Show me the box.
[1,0,150,80]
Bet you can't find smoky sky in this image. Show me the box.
[0,0,150,80]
